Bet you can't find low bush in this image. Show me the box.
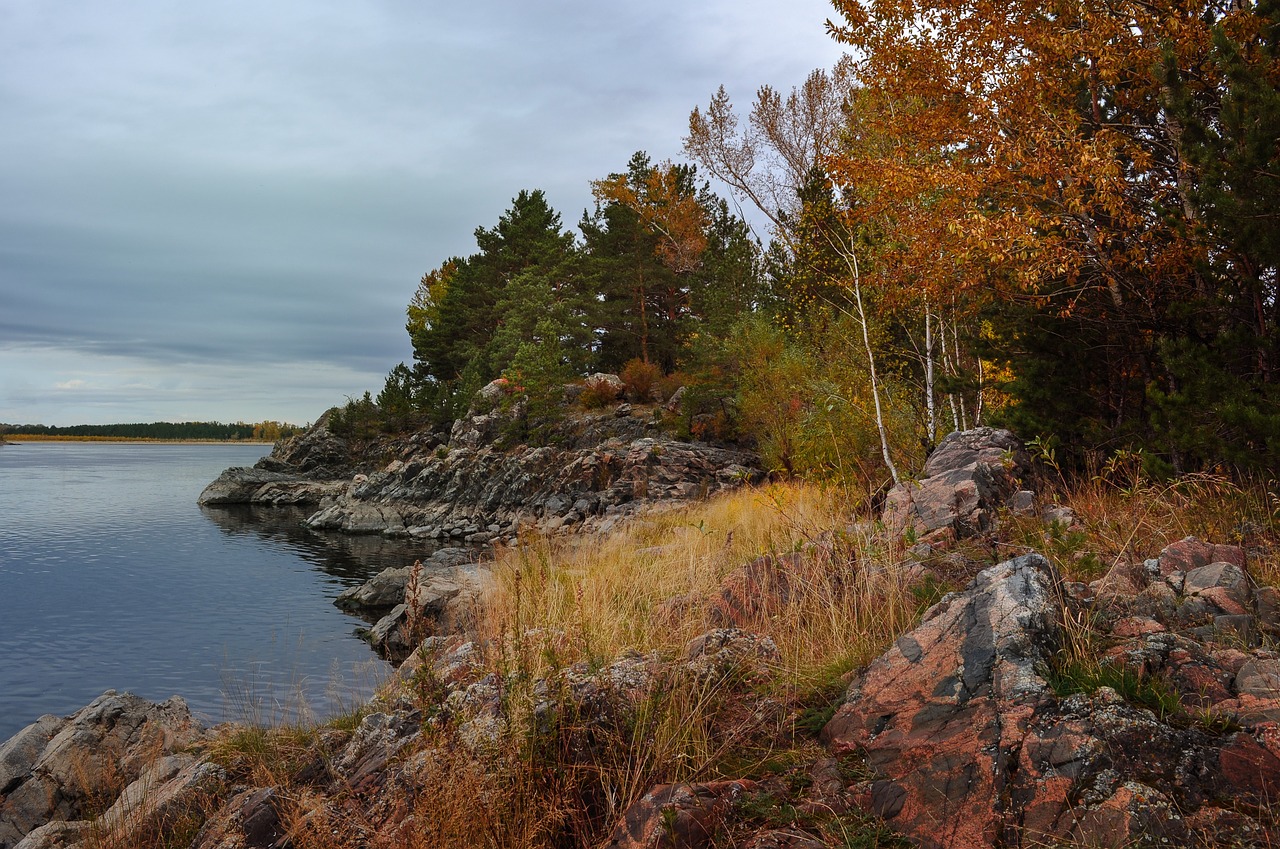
[655,370,688,404]
[579,374,623,409]
[619,358,662,402]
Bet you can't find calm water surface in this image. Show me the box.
[0,442,428,739]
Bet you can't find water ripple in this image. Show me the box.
[0,443,427,738]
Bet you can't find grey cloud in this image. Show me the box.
[0,0,845,425]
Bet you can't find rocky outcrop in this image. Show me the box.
[254,410,366,480]
[189,785,288,849]
[821,554,1059,848]
[821,547,1280,849]
[305,433,758,540]
[202,378,762,538]
[387,627,778,766]
[71,755,225,849]
[332,546,482,662]
[0,691,207,849]
[333,547,474,612]
[347,563,484,662]
[883,427,1031,547]
[197,467,343,506]
[198,411,362,506]
[0,629,795,848]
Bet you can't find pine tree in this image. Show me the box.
[408,190,581,416]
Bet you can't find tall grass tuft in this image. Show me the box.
[1008,464,1279,586]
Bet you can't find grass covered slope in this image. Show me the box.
[474,482,918,691]
[202,468,1276,846]
[19,462,1280,849]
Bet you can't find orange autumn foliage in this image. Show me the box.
[826,0,1263,314]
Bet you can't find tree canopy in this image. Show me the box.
[347,2,1279,481]
[397,158,764,425]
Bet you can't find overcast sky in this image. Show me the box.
[1,0,846,427]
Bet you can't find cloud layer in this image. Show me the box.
[0,0,845,425]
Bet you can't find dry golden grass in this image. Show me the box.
[347,480,932,849]
[73,732,224,849]
[1007,468,1280,587]
[378,743,589,849]
[475,481,915,685]
[79,776,221,849]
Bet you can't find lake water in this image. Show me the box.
[0,442,429,740]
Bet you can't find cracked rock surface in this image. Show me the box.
[822,546,1280,849]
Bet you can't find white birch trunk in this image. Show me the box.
[845,248,899,485]
[924,298,936,443]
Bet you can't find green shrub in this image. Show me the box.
[328,392,379,440]
[501,336,573,446]
[722,314,921,485]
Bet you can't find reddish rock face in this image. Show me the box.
[1158,536,1246,575]
[1218,727,1280,803]
[1093,559,1150,602]
[821,554,1059,848]
[1256,586,1280,636]
[1110,616,1167,637]
[821,552,1280,849]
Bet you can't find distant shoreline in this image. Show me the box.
[1,435,275,445]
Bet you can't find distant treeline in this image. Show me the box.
[1,421,304,441]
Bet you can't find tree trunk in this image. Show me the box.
[844,246,899,485]
[924,298,936,442]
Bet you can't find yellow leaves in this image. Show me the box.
[406,259,457,335]
[830,0,870,32]
[590,163,709,274]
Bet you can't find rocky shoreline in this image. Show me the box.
[4,423,1279,848]
[198,378,763,544]
[197,377,766,662]
[334,547,484,662]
